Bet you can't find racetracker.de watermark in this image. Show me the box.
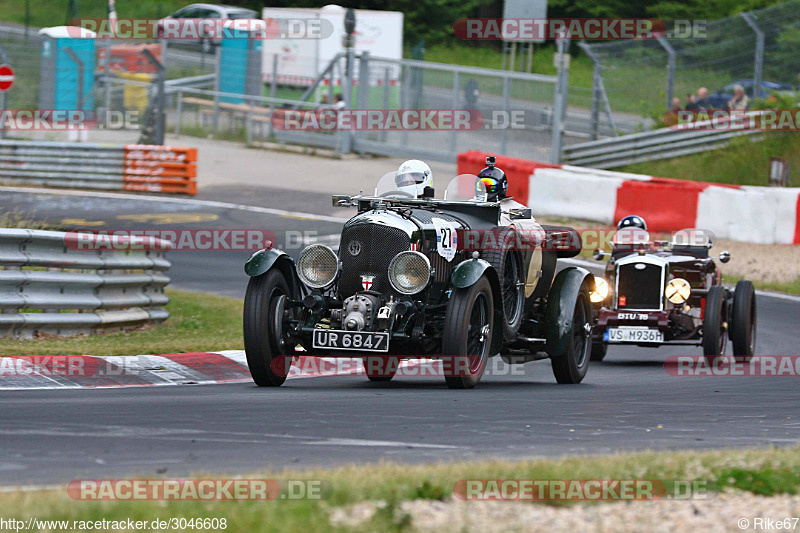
[0,356,135,378]
[668,110,800,131]
[452,479,712,501]
[453,18,707,41]
[275,109,488,131]
[0,110,139,130]
[67,479,330,500]
[666,356,800,377]
[68,17,332,40]
[64,229,277,252]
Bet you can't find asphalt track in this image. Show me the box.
[0,186,798,485]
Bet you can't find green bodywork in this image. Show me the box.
[244,249,287,277]
[451,258,493,288]
[545,266,593,358]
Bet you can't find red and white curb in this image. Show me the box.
[458,151,800,245]
[0,351,435,390]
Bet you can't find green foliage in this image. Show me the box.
[714,468,800,496]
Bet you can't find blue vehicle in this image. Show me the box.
[708,79,796,109]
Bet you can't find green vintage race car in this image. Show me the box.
[243,172,595,389]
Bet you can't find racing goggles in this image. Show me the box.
[396,171,426,187]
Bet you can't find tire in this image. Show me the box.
[243,269,293,387]
[590,341,607,362]
[481,227,523,342]
[550,291,593,384]
[364,356,400,382]
[731,280,757,358]
[441,276,494,389]
[703,285,728,360]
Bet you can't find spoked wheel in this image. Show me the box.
[364,356,400,382]
[482,228,524,341]
[731,280,757,359]
[550,291,593,384]
[243,270,294,386]
[442,276,494,389]
[703,285,728,361]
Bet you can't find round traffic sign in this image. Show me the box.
[0,65,15,92]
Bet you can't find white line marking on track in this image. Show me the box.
[0,186,349,224]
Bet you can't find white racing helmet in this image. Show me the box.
[395,160,433,198]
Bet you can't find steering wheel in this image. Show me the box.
[379,191,414,198]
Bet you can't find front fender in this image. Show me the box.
[451,258,493,289]
[545,266,594,357]
[244,248,287,277]
[451,258,504,354]
[244,248,301,299]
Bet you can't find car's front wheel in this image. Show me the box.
[364,356,400,382]
[590,341,608,362]
[703,285,728,360]
[243,269,293,387]
[731,280,756,358]
[549,289,592,384]
[441,276,495,389]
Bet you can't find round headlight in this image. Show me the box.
[388,251,431,295]
[590,276,610,303]
[297,244,338,289]
[665,277,691,304]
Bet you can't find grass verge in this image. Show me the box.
[615,133,800,186]
[1,446,799,532]
[0,289,243,356]
[723,275,800,296]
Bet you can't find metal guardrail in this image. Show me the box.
[0,229,171,338]
[562,111,765,169]
[0,140,197,194]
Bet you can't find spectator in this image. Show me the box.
[685,93,699,112]
[695,87,712,110]
[334,94,346,110]
[727,84,749,111]
[664,97,683,126]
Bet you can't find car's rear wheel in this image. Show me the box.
[703,285,728,360]
[549,290,592,384]
[364,356,400,382]
[243,270,293,386]
[731,280,756,358]
[441,276,494,389]
[482,228,523,341]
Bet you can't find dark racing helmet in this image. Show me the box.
[477,155,508,202]
[617,215,648,232]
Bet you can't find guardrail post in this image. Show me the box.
[268,54,278,140]
[0,46,7,140]
[341,48,355,154]
[500,73,510,155]
[175,88,183,136]
[382,66,391,143]
[354,52,370,148]
[449,70,460,154]
[142,48,165,145]
[246,96,254,145]
[741,13,764,103]
[212,46,221,136]
[657,37,676,111]
[103,38,112,127]
[550,39,569,164]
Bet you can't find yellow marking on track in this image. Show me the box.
[116,213,219,224]
[60,218,106,226]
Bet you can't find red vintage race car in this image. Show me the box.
[590,227,756,361]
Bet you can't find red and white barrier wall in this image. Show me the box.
[457,151,800,245]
